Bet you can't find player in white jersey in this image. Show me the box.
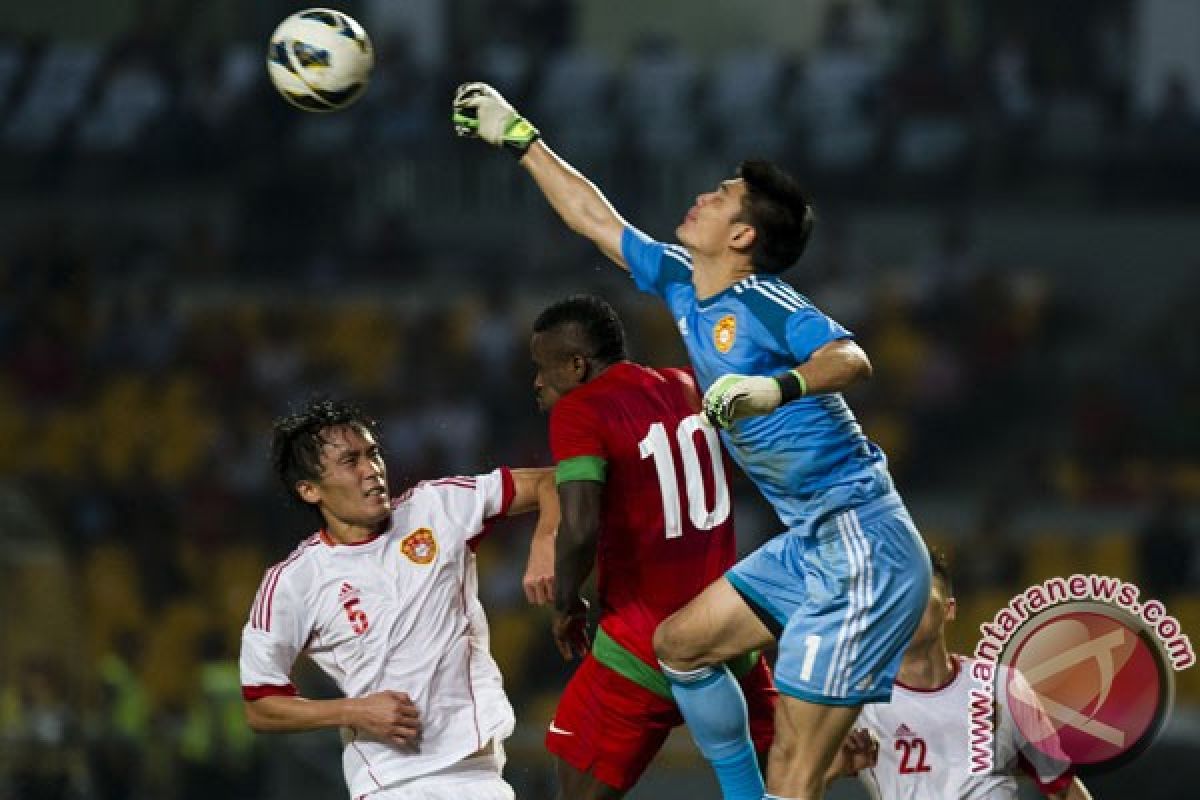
[239,398,559,800]
[850,552,1092,800]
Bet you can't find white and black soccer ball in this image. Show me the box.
[266,8,374,112]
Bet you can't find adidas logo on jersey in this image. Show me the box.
[339,582,361,604]
[895,723,918,739]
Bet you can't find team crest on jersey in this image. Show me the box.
[400,528,438,564]
[713,314,737,353]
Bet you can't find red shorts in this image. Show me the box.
[544,654,777,791]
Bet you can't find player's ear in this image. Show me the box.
[729,221,756,253]
[296,480,321,505]
[571,353,588,378]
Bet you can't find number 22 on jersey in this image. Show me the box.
[896,737,932,774]
[639,414,730,539]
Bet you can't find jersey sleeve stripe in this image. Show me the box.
[494,466,515,517]
[766,279,810,308]
[663,244,694,269]
[242,683,298,701]
[255,537,317,632]
[752,283,802,312]
[427,476,477,488]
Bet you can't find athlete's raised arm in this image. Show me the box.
[452,82,630,270]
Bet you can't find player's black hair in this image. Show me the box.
[271,397,378,511]
[532,294,628,365]
[735,159,815,274]
[929,547,953,595]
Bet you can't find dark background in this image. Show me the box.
[0,0,1197,797]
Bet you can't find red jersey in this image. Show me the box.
[549,361,737,667]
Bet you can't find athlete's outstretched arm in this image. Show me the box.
[551,479,603,659]
[506,467,560,605]
[245,691,419,746]
[519,142,629,268]
[452,82,630,270]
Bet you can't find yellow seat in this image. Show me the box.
[1087,531,1135,581]
[1021,533,1081,586]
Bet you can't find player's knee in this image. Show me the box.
[767,733,825,788]
[652,615,708,671]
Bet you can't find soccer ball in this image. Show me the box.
[266,8,374,112]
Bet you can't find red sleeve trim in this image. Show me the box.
[242,683,298,702]
[495,466,516,517]
[468,467,517,552]
[1017,751,1074,795]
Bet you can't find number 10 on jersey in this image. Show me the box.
[639,414,731,539]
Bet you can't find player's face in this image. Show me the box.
[909,574,956,649]
[676,178,754,257]
[298,424,391,531]
[530,332,585,411]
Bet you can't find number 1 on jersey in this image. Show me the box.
[639,414,731,539]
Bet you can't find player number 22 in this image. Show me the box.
[896,738,932,774]
[639,415,731,539]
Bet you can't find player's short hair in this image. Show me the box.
[736,160,815,274]
[271,397,378,509]
[929,547,953,595]
[532,294,628,365]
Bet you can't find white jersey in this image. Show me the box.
[240,469,517,798]
[858,656,1073,800]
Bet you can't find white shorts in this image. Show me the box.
[362,742,514,800]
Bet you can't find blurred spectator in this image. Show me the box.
[1138,486,1195,598]
[4,661,88,800]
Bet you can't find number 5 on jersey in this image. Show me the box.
[639,414,731,539]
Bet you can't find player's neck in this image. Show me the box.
[323,516,389,545]
[691,254,755,301]
[897,640,955,690]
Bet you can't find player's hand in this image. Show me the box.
[349,690,421,747]
[552,597,590,660]
[702,374,782,429]
[523,532,556,606]
[825,728,878,780]
[452,81,540,155]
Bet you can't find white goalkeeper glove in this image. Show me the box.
[452,82,540,156]
[702,370,807,429]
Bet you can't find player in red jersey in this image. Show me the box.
[528,294,778,799]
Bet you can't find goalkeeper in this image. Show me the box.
[452,84,931,800]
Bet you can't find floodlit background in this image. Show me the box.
[1,0,1197,798]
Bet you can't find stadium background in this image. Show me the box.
[1,0,1197,797]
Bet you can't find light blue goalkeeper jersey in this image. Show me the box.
[622,226,892,530]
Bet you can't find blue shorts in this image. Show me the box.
[726,489,930,706]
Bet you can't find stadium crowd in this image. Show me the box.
[1,1,1197,798]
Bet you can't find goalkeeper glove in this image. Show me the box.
[452,81,540,157]
[702,370,807,429]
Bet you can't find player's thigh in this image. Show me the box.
[653,577,774,669]
[555,758,626,800]
[767,693,863,789]
[546,655,675,793]
[774,501,930,705]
